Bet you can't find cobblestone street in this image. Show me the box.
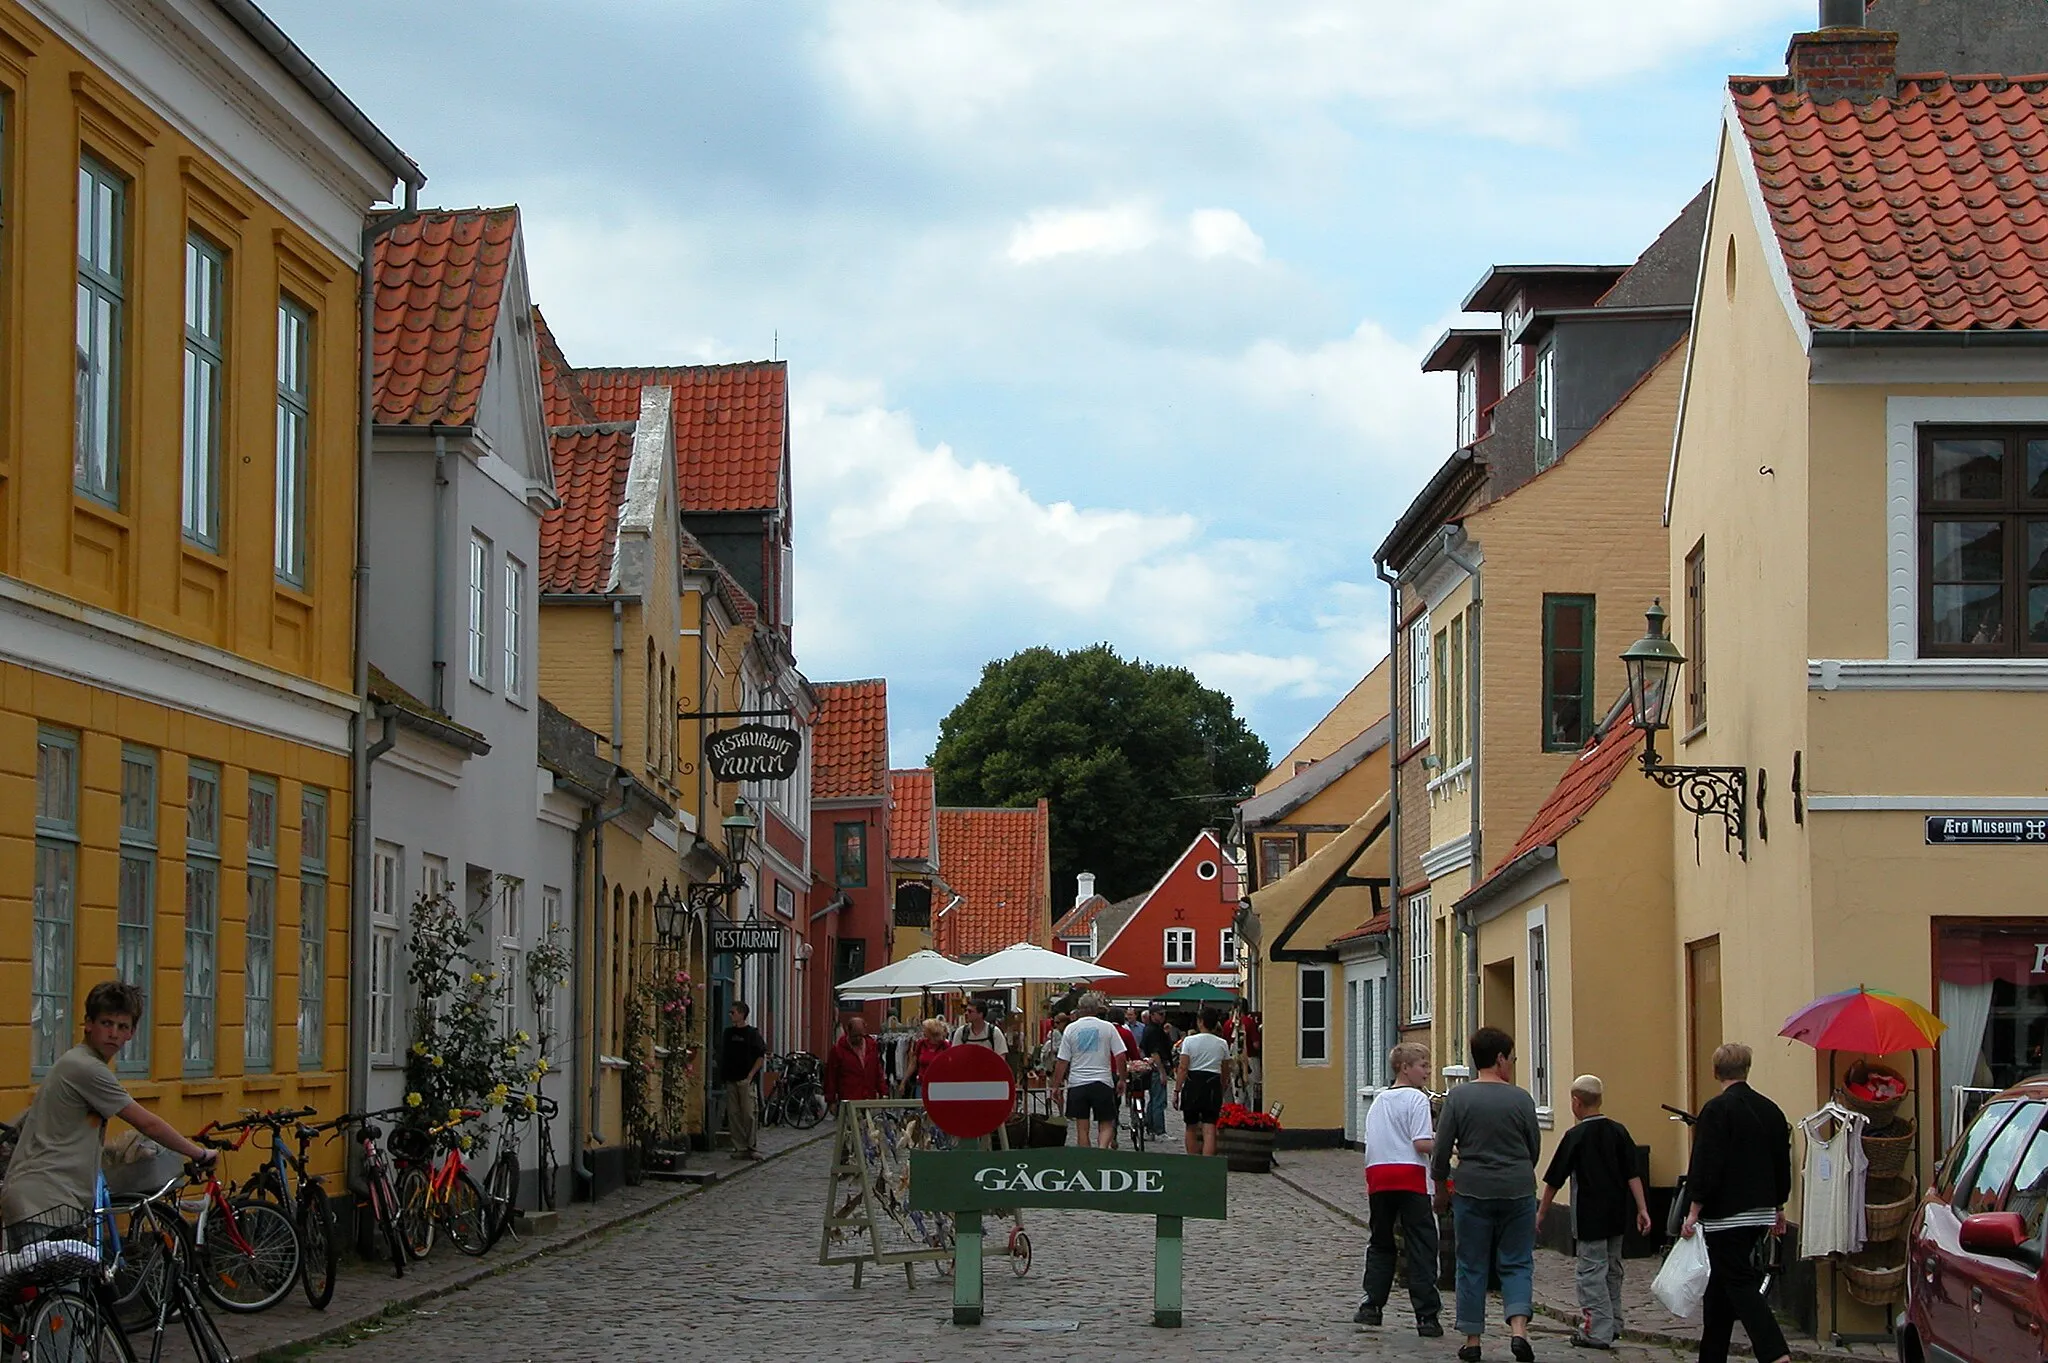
[309,1135,1690,1363]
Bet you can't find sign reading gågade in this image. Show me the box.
[712,919,785,955]
[703,723,802,783]
[1925,816,2048,845]
[909,1147,1227,1220]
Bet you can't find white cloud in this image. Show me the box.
[1228,318,1453,463]
[1005,204,1266,267]
[1185,650,1332,701]
[1187,209,1264,263]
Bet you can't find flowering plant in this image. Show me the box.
[1216,1102,1282,1132]
[400,885,533,1139]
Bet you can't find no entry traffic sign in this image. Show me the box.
[919,1043,1016,1140]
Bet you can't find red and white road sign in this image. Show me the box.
[919,1043,1017,1140]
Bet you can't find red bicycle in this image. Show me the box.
[189,1123,301,1312]
[392,1109,489,1259]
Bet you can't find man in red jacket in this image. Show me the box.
[825,1014,885,1108]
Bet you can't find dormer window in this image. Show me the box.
[1535,342,1557,469]
[1456,359,1479,447]
[1503,295,1531,385]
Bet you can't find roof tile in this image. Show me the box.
[935,802,1051,957]
[889,768,935,862]
[812,681,889,800]
[372,209,520,426]
[574,362,787,511]
[539,425,634,595]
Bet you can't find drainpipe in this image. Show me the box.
[1376,558,1403,1086]
[349,185,418,1128]
[1442,532,1484,1048]
[584,775,636,1185]
[610,601,625,763]
[568,792,588,1195]
[430,432,449,709]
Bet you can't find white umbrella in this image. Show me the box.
[939,942,1126,988]
[832,949,970,1000]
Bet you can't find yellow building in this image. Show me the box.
[0,0,418,1155]
[1662,15,2048,1335]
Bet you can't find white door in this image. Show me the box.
[1344,959,1388,1145]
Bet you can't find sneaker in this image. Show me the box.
[1416,1316,1444,1338]
[1458,1347,1482,1363]
[1569,1333,1613,1351]
[1511,1337,1535,1362]
[1353,1303,1382,1326]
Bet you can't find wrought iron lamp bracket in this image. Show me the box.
[686,879,741,914]
[1639,751,1749,860]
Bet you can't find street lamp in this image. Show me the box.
[652,880,687,945]
[1620,599,1749,859]
[721,796,756,866]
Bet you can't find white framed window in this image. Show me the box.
[116,746,156,1074]
[422,854,450,905]
[1408,614,1432,745]
[299,787,327,1070]
[1164,927,1196,968]
[370,841,402,1065]
[1220,928,1238,968]
[245,776,278,1072]
[184,761,221,1075]
[1534,341,1557,469]
[536,887,562,1046]
[1456,359,1478,447]
[1299,965,1329,1064]
[182,235,225,548]
[275,299,312,585]
[468,534,491,685]
[1502,294,1529,386]
[1527,906,1553,1112]
[76,158,125,506]
[33,729,80,1075]
[499,877,524,1037]
[1406,891,1433,1023]
[1066,941,1093,961]
[504,556,525,701]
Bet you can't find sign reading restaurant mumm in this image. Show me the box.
[1925,816,2048,846]
[703,723,802,783]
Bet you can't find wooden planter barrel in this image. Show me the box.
[1215,1126,1276,1172]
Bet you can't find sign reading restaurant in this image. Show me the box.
[1925,815,2048,846]
[703,723,802,784]
[712,918,786,955]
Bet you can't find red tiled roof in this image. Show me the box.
[1733,75,2048,331]
[1329,911,1391,944]
[935,802,1051,957]
[575,363,787,512]
[372,209,519,427]
[1052,895,1109,939]
[1483,707,1645,883]
[539,426,633,594]
[812,681,889,800]
[890,769,935,862]
[534,307,597,428]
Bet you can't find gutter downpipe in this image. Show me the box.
[1442,531,1484,1053]
[1375,557,1403,1092]
[611,602,625,764]
[430,432,449,709]
[583,775,635,1189]
[349,184,418,1131]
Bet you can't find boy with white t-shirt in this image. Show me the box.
[1357,1042,1444,1337]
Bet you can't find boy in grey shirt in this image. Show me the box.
[1430,1027,1541,1363]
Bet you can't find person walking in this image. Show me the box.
[1175,1008,1229,1156]
[718,1001,769,1160]
[1142,1008,1174,1138]
[901,1017,951,1097]
[951,1001,1009,1056]
[1431,1026,1542,1363]
[1051,993,1126,1148]
[824,1014,886,1109]
[1357,1042,1443,1337]
[1536,1075,1653,1350]
[1678,1044,1793,1363]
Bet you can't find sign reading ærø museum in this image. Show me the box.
[1926,816,2048,846]
[712,919,785,955]
[703,723,802,783]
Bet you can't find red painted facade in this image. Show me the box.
[1093,830,1242,1002]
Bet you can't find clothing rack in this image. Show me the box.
[1825,1049,1918,1349]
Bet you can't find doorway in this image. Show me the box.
[1687,937,1723,1114]
[1344,960,1387,1145]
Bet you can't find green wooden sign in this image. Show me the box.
[909,1148,1227,1219]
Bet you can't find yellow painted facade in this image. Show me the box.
[0,0,370,1178]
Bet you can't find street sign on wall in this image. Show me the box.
[1925,816,2048,845]
[703,723,802,783]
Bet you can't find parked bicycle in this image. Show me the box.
[214,1107,336,1310]
[184,1125,300,1314]
[331,1110,408,1279]
[1125,1058,1154,1152]
[762,1053,826,1130]
[481,1091,560,1249]
[392,1111,488,1260]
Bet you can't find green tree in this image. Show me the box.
[931,645,1270,902]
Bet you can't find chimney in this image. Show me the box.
[1075,871,1096,906]
[1787,0,1898,105]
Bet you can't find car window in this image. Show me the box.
[1964,1103,2043,1214]
[1943,1100,2021,1198]
[2008,1125,2048,1242]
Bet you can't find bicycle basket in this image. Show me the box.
[0,1209,103,1296]
[386,1124,433,1164]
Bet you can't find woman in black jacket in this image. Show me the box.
[1678,1043,1792,1363]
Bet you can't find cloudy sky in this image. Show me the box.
[268,0,1813,765]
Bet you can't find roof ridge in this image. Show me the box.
[576,359,787,375]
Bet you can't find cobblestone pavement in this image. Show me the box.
[307,1130,1691,1363]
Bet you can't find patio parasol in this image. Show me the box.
[1157,982,1238,1004]
[937,942,1127,989]
[1779,985,1946,1054]
[833,948,970,1000]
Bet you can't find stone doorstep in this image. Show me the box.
[245,1129,830,1363]
[1268,1165,1890,1363]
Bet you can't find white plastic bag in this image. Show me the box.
[1652,1231,1713,1319]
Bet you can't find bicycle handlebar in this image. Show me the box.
[218,1105,318,1130]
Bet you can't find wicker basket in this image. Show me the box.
[1842,1239,1907,1306]
[1863,1175,1916,1242]
[1837,1061,1909,1123]
[1862,1118,1915,1179]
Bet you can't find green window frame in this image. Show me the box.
[245,776,278,1072]
[117,745,157,1074]
[33,728,80,1075]
[182,235,226,548]
[274,299,312,585]
[298,786,327,1070]
[184,761,221,1076]
[76,157,126,505]
[834,821,868,888]
[1541,594,1596,752]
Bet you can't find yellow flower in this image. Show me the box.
[405,1092,423,1108]
[470,972,485,985]
[536,1058,550,1075]
[515,1030,531,1045]
[448,1108,463,1123]
[411,1041,427,1056]
[524,1094,538,1113]
[431,1054,445,1068]
[458,1135,472,1152]
[489,1084,509,1108]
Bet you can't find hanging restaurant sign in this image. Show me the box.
[703,723,802,783]
[1925,815,2048,845]
[712,916,786,955]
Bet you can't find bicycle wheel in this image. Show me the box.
[369,1168,407,1277]
[196,1197,300,1313]
[1009,1229,1032,1277]
[790,1082,827,1130]
[298,1183,338,1309]
[484,1150,520,1248]
[442,1170,489,1257]
[175,1276,236,1363]
[535,1127,558,1212]
[109,1198,185,1332]
[396,1167,435,1260]
[23,1286,114,1363]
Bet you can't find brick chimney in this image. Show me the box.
[1788,0,1899,104]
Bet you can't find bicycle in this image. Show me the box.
[1126,1059,1154,1152]
[481,1092,554,1249]
[764,1053,826,1131]
[184,1126,300,1314]
[392,1111,488,1260]
[331,1110,408,1279]
[212,1107,336,1311]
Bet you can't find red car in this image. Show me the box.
[1905,1079,2048,1363]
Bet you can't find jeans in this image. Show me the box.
[1575,1235,1625,1343]
[1700,1227,1790,1363]
[1451,1194,1536,1336]
[1148,1067,1168,1135]
[1362,1189,1442,1319]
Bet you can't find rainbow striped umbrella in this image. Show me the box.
[1779,986,1946,1053]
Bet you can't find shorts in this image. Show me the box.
[1065,1081,1118,1122]
[1182,1071,1224,1126]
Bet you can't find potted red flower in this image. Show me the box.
[1214,1103,1282,1172]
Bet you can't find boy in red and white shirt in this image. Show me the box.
[1357,1042,1443,1336]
